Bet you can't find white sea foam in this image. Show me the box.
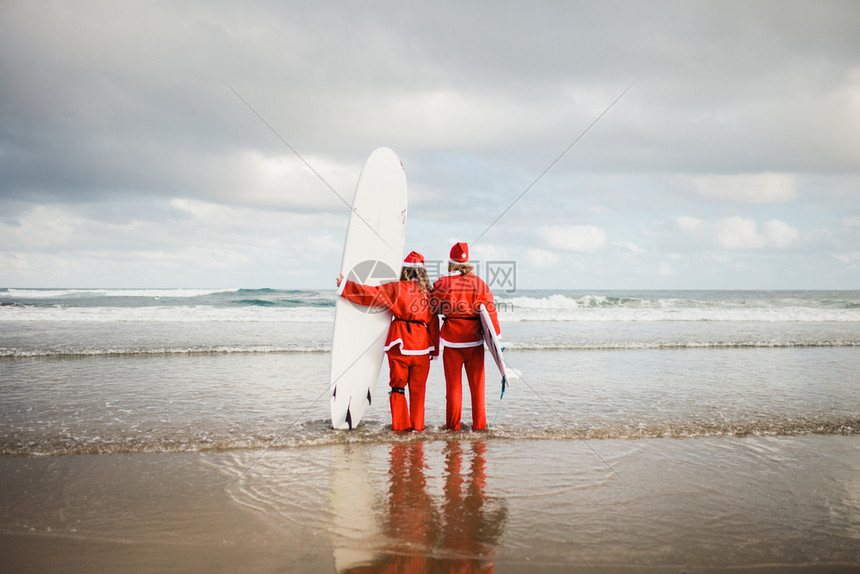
[498,295,860,322]
[498,340,860,351]
[0,344,330,358]
[2,290,859,323]
[4,340,855,358]
[2,302,858,323]
[3,416,858,456]
[0,304,335,323]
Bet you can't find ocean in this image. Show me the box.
[1,288,859,572]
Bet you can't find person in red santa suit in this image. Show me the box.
[431,242,500,431]
[336,251,437,431]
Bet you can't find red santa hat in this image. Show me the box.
[402,251,425,268]
[448,242,469,264]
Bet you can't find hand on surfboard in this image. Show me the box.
[336,273,344,288]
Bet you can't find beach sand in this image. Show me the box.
[0,451,336,573]
[2,435,859,573]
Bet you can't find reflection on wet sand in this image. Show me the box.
[336,440,508,573]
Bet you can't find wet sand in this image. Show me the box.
[0,452,329,573]
[2,435,860,573]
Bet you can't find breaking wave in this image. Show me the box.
[499,293,860,322]
[3,289,859,323]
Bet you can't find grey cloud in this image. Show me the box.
[1,0,858,288]
[4,0,858,207]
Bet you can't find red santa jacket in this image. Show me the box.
[339,279,437,355]
[431,272,500,350]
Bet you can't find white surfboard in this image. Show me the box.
[330,148,407,429]
[479,303,507,389]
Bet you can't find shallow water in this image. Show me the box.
[212,436,860,569]
[2,343,858,455]
[1,289,859,571]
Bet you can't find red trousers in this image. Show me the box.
[387,349,430,431]
[442,345,486,430]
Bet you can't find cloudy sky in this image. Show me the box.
[2,0,858,290]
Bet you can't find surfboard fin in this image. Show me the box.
[367,389,372,405]
[345,407,353,430]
